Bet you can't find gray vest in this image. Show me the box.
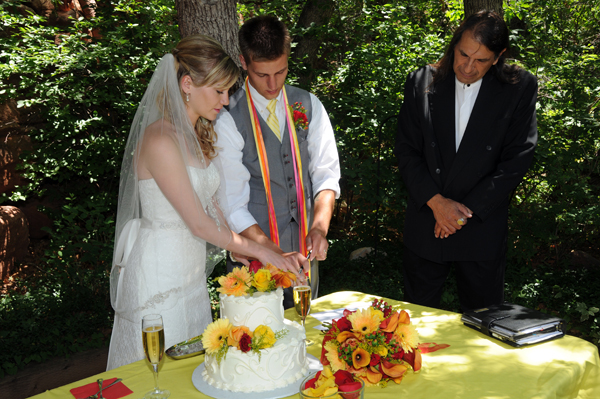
[226,85,313,252]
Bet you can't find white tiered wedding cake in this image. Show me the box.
[202,288,309,393]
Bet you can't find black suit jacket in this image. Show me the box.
[395,65,538,262]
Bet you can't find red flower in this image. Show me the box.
[337,317,352,332]
[248,260,263,274]
[320,334,334,365]
[391,348,405,359]
[384,331,393,343]
[291,103,309,130]
[369,353,381,366]
[333,370,354,386]
[339,381,363,398]
[239,333,252,353]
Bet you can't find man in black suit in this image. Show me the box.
[395,11,538,311]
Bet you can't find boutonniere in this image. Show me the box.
[289,102,309,130]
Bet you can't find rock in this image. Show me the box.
[350,247,373,260]
[0,206,29,281]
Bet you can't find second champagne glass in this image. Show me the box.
[142,314,170,399]
[293,285,313,346]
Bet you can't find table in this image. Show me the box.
[30,291,600,399]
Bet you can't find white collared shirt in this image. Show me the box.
[455,76,482,152]
[214,81,341,234]
[246,83,285,138]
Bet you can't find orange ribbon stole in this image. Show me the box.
[244,80,309,256]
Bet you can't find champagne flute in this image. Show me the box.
[293,285,313,346]
[142,314,170,399]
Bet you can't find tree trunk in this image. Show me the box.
[292,0,336,87]
[464,0,503,19]
[175,0,243,90]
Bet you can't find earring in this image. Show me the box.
[186,93,190,102]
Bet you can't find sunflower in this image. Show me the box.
[217,267,251,296]
[395,322,419,352]
[202,318,232,354]
[347,307,382,335]
[324,340,347,372]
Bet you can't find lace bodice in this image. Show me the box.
[138,163,220,227]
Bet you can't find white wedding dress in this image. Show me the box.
[106,164,219,370]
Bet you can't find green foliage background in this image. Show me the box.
[1,0,599,378]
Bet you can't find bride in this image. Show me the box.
[106,35,306,370]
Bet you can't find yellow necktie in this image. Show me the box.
[267,99,281,141]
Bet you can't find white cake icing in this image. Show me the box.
[219,287,286,331]
[202,288,309,393]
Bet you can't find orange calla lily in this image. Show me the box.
[413,349,422,371]
[380,311,400,332]
[393,375,405,384]
[266,264,296,288]
[337,331,359,343]
[381,360,409,378]
[366,366,383,384]
[403,348,422,371]
[397,310,411,325]
[352,348,371,369]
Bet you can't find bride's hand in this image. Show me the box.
[231,252,251,266]
[282,252,309,285]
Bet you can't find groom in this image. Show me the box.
[214,15,341,308]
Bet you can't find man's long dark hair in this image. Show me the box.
[432,10,521,84]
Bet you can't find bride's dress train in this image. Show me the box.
[107,164,219,370]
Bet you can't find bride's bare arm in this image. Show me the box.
[138,127,306,279]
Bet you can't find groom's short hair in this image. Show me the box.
[239,15,291,65]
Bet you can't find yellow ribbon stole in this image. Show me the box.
[281,86,309,258]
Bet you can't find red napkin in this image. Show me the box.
[70,377,133,399]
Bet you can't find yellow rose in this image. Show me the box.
[253,325,276,349]
[377,345,388,357]
[252,269,273,292]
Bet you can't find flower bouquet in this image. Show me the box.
[320,299,448,386]
[217,260,296,296]
[201,318,287,364]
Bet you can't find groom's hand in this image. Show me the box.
[307,190,335,260]
[306,228,328,261]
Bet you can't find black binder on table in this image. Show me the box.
[461,302,565,347]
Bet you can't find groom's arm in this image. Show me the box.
[306,93,341,260]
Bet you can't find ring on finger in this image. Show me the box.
[457,218,465,226]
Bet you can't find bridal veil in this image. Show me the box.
[110,49,234,323]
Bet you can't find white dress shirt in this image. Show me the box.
[455,76,482,152]
[214,82,341,234]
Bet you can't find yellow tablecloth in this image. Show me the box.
[30,291,600,399]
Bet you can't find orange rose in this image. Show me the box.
[227,325,252,348]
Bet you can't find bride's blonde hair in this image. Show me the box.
[172,35,239,159]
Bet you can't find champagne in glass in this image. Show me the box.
[293,285,313,346]
[142,314,170,399]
